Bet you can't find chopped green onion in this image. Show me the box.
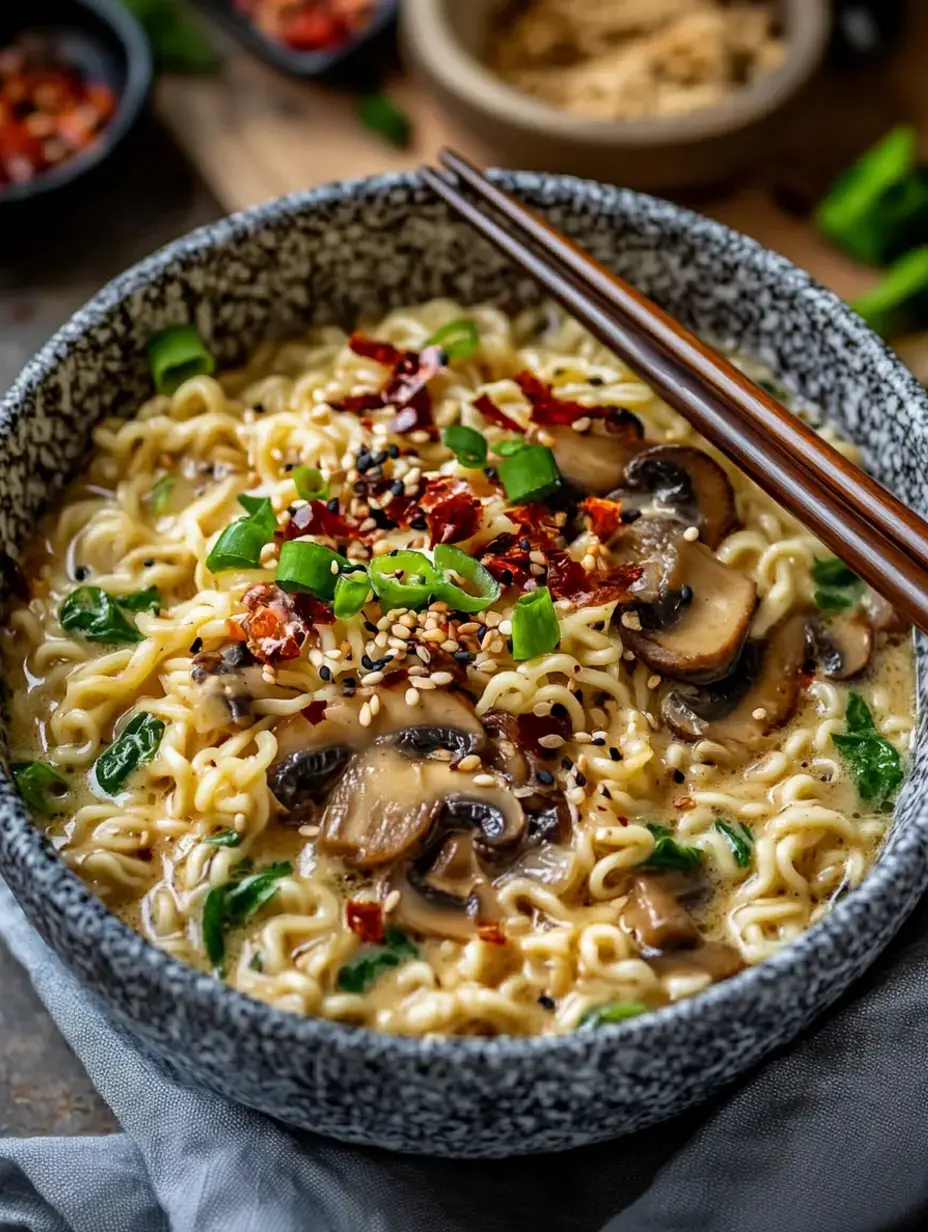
[641,822,702,872]
[148,474,174,515]
[498,443,561,503]
[333,569,371,619]
[276,540,346,600]
[93,712,165,796]
[203,829,242,847]
[851,246,928,339]
[337,927,418,993]
[146,324,215,395]
[206,495,277,573]
[425,319,480,360]
[12,761,68,816]
[60,587,145,644]
[511,586,560,660]
[357,93,411,149]
[292,466,328,502]
[432,544,500,613]
[443,424,487,469]
[816,127,928,266]
[493,438,529,457]
[369,550,441,612]
[580,1001,647,1027]
[202,861,292,970]
[714,817,754,868]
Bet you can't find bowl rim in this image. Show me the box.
[402,0,831,147]
[0,0,153,207]
[3,168,927,1068]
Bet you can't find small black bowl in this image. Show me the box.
[198,0,397,79]
[0,0,152,209]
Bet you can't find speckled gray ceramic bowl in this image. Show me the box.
[1,172,926,1158]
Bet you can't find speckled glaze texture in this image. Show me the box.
[1,173,927,1158]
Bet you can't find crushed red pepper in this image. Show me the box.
[418,476,482,546]
[338,334,441,437]
[234,0,375,52]
[346,899,385,945]
[241,583,333,663]
[580,496,623,542]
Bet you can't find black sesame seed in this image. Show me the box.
[189,637,203,654]
[363,620,378,634]
[319,665,332,682]
[592,737,606,746]
[476,625,489,641]
[253,402,265,414]
[409,516,427,531]
[588,376,604,387]
[575,771,587,787]
[537,769,554,785]
[452,650,474,663]
[391,480,405,497]
[143,559,155,568]
[353,481,367,495]
[561,756,573,770]
[680,584,693,603]
[483,467,497,481]
[574,690,584,702]
[361,654,374,670]
[538,994,556,1011]
[609,747,622,761]
[387,443,400,459]
[621,508,642,524]
[74,565,89,581]
[327,497,340,513]
[520,538,531,551]
[371,450,388,466]
[500,569,514,585]
[283,462,294,472]
[673,769,685,783]
[356,451,373,473]
[343,677,357,689]
[551,702,568,719]
[602,786,612,800]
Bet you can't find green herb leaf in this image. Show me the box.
[206,495,277,573]
[832,691,904,805]
[811,556,865,612]
[714,817,754,868]
[498,442,561,503]
[202,861,292,970]
[426,319,480,360]
[203,829,243,847]
[60,587,145,644]
[292,466,328,502]
[12,761,68,816]
[119,0,220,74]
[641,822,702,872]
[148,474,174,516]
[511,586,560,660]
[443,424,487,469]
[357,93,412,149]
[93,712,165,796]
[336,927,418,994]
[114,586,161,613]
[580,1001,648,1027]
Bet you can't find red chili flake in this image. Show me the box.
[418,476,482,546]
[473,393,523,433]
[616,816,629,827]
[302,699,328,725]
[580,496,623,542]
[477,921,507,946]
[226,618,248,643]
[517,709,571,756]
[505,503,560,545]
[675,797,695,811]
[293,594,336,627]
[242,583,310,664]
[348,332,404,367]
[386,344,443,409]
[283,499,355,542]
[514,371,633,428]
[546,551,642,609]
[482,537,532,588]
[346,900,385,945]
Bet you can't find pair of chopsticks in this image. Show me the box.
[422,149,928,636]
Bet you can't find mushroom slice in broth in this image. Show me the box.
[811,612,873,681]
[613,445,737,550]
[539,416,644,496]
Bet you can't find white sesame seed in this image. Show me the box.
[360,671,384,686]
[647,674,662,690]
[573,731,591,743]
[405,688,421,706]
[581,553,597,571]
[374,631,389,649]
[683,526,700,542]
[233,812,247,831]
[415,677,438,690]
[476,659,497,673]
[458,622,479,634]
[530,563,545,576]
[430,671,454,685]
[440,639,459,653]
[538,733,565,749]
[456,754,481,772]
[529,550,547,566]
[261,666,276,685]
[383,889,401,913]
[422,628,446,643]
[537,429,555,447]
[497,619,513,636]
[623,649,636,661]
[407,663,427,677]
[369,694,381,716]
[410,430,431,444]
[391,624,411,640]
[377,615,391,630]
[621,611,642,631]
[591,730,609,741]
[415,646,432,664]
[388,637,408,652]
[533,701,553,717]
[400,613,417,629]
[298,823,320,838]
[359,702,372,727]
[567,787,586,805]
[473,773,497,787]
[485,611,501,628]
[571,416,592,433]
[752,707,768,721]
[359,517,377,533]
[309,648,324,668]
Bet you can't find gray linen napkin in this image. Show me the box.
[0,872,925,1232]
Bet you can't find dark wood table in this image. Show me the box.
[0,119,218,1135]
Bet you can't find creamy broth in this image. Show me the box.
[1,302,916,1037]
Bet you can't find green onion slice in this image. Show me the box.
[292,466,328,502]
[276,540,346,600]
[93,712,165,796]
[432,544,500,613]
[443,424,487,469]
[498,443,561,503]
[203,829,243,847]
[148,474,174,516]
[850,245,928,339]
[580,1001,648,1027]
[206,495,277,573]
[12,761,68,816]
[333,569,371,619]
[425,319,480,360]
[511,586,560,660]
[493,438,529,457]
[357,93,412,149]
[60,587,145,644]
[369,550,441,612]
[146,325,215,396]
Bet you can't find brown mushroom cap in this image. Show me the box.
[616,520,757,684]
[663,613,810,747]
[622,873,701,952]
[615,445,737,550]
[388,831,502,942]
[538,418,644,496]
[811,613,874,681]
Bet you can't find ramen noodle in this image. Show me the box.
[2,301,914,1037]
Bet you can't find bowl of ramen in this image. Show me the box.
[402,0,830,191]
[1,171,925,1157]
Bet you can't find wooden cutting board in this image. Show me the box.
[153,9,928,321]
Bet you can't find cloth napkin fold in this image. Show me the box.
[0,873,926,1232]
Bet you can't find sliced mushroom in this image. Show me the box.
[613,445,737,550]
[650,940,744,983]
[865,589,910,637]
[537,416,644,496]
[622,873,700,952]
[390,830,502,942]
[811,613,873,680]
[480,709,531,786]
[190,643,267,729]
[268,746,353,815]
[616,520,757,683]
[663,613,810,747]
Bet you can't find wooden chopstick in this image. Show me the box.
[438,148,928,581]
[420,157,928,635]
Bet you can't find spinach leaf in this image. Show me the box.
[148,474,174,515]
[113,586,161,613]
[202,861,292,969]
[811,556,864,612]
[93,712,165,795]
[641,822,702,872]
[60,587,145,643]
[202,829,242,847]
[832,691,904,806]
[580,1002,647,1027]
[336,927,418,994]
[12,761,68,816]
[715,817,755,868]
